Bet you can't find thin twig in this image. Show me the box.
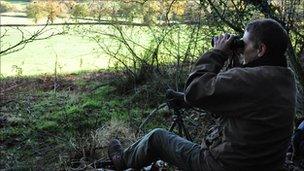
[138,103,167,134]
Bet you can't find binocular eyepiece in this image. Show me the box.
[211,35,245,50]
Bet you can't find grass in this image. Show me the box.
[0,66,211,169]
[1,12,216,77]
[0,4,157,77]
[1,11,215,169]
[0,4,126,77]
[6,0,28,5]
[0,23,170,77]
[1,25,111,77]
[0,71,151,169]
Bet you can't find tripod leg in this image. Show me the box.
[178,120,192,141]
[169,120,177,132]
[171,115,184,136]
[182,123,192,141]
[177,122,183,137]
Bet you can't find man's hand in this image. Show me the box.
[213,34,235,56]
[166,89,189,110]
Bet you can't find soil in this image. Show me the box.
[0,71,119,104]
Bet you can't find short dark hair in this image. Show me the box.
[245,19,288,57]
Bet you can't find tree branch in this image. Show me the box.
[205,0,243,33]
[0,22,65,56]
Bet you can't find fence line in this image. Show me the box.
[0,21,200,27]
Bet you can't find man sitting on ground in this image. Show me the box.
[108,18,296,171]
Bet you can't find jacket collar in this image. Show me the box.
[243,55,287,68]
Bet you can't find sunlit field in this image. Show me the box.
[1,1,215,77]
[1,25,108,77]
[1,22,211,77]
[0,1,113,77]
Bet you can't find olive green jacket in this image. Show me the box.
[184,50,296,170]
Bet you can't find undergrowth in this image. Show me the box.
[1,64,266,169]
[0,69,179,169]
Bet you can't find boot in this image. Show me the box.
[108,139,126,171]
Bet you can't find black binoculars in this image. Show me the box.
[211,35,245,50]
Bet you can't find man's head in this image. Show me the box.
[242,19,288,65]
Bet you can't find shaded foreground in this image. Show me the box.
[0,70,211,169]
[1,70,142,169]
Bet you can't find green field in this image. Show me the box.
[0,5,212,78]
[0,0,212,77]
[1,23,207,77]
[0,1,151,77]
[6,0,28,5]
[0,1,114,77]
[0,25,112,77]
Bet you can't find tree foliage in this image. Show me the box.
[26,1,67,23]
[0,1,16,13]
[71,3,89,19]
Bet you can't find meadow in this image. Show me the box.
[0,0,112,77]
[1,25,110,77]
[1,0,216,77]
[1,22,212,77]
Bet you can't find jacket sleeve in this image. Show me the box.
[184,50,257,116]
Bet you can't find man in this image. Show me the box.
[108,19,296,170]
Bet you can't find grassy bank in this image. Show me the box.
[0,67,210,169]
[0,70,166,169]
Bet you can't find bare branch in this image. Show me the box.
[0,22,65,56]
[92,35,135,78]
[0,29,8,39]
[205,0,243,33]
[165,0,177,24]
[112,24,148,66]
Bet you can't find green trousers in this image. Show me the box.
[122,128,225,171]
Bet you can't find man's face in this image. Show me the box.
[242,31,259,64]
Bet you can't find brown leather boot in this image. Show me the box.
[108,139,126,171]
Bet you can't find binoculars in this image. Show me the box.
[211,35,245,50]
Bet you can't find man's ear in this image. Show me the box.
[257,43,267,57]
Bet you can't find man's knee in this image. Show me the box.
[148,128,168,141]
[151,128,168,135]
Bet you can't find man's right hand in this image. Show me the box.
[213,34,235,56]
[166,89,189,110]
